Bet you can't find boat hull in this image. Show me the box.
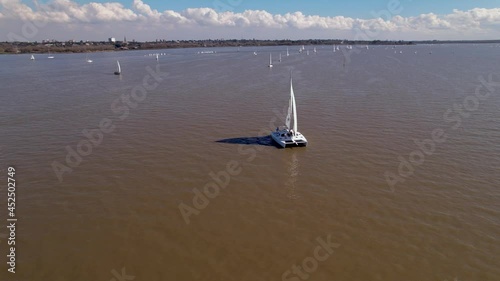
[271,130,307,148]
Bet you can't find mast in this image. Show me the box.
[285,73,292,130]
[291,75,297,134]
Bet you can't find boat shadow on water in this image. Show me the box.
[216,135,280,148]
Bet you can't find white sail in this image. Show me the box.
[268,53,273,67]
[286,47,289,56]
[285,96,292,130]
[291,76,297,133]
[30,55,35,60]
[116,61,121,73]
[285,77,292,129]
[279,53,282,62]
[47,47,54,59]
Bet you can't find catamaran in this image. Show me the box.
[271,73,308,148]
[114,60,121,75]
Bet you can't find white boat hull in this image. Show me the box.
[271,129,307,148]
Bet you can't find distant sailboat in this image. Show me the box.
[271,72,308,148]
[286,47,289,57]
[114,60,121,75]
[268,53,273,68]
[279,53,282,62]
[47,46,54,59]
[85,53,93,63]
[30,54,35,60]
[253,51,257,56]
[313,47,317,53]
[156,53,159,61]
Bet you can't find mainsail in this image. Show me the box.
[285,96,292,130]
[291,77,297,134]
[285,74,297,133]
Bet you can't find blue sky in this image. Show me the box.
[66,0,500,18]
[2,0,500,41]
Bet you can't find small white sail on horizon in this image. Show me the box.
[268,53,273,68]
[286,47,289,56]
[30,54,35,60]
[114,60,121,75]
[47,46,54,59]
[279,53,282,62]
[85,53,93,63]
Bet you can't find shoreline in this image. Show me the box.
[1,39,499,55]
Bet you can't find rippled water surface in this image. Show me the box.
[1,44,500,281]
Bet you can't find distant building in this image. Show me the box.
[109,37,116,43]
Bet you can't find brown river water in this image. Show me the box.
[1,44,499,281]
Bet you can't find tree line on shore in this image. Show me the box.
[0,39,415,54]
[1,38,498,54]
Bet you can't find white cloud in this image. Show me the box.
[1,0,500,40]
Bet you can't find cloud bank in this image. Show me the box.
[1,0,500,41]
